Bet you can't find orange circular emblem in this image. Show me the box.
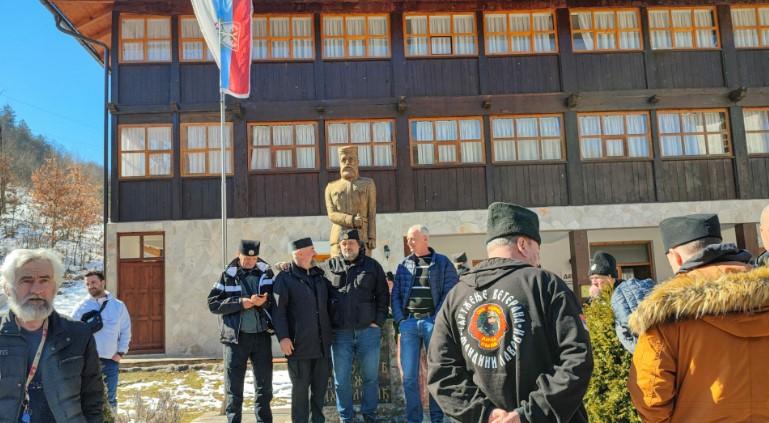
[468,304,508,351]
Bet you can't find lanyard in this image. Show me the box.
[22,318,49,415]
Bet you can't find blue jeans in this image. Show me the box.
[399,317,443,423]
[331,326,382,422]
[100,358,119,409]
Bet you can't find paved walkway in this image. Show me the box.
[192,408,293,422]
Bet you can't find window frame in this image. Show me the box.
[117,124,174,180]
[489,114,566,164]
[656,109,732,159]
[589,240,656,280]
[403,12,479,58]
[743,107,769,157]
[119,15,172,63]
[569,8,644,53]
[247,121,320,173]
[647,6,721,51]
[483,10,559,56]
[576,111,653,161]
[324,119,397,170]
[178,16,213,63]
[251,14,316,62]
[320,14,392,60]
[408,116,486,167]
[730,5,769,49]
[180,123,235,177]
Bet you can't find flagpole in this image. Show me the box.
[218,21,227,270]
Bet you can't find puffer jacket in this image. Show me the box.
[628,250,769,422]
[610,278,657,353]
[391,248,458,324]
[0,311,104,423]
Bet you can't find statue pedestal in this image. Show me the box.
[323,320,406,422]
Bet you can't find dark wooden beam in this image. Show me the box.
[391,11,415,212]
[649,109,664,202]
[556,7,575,92]
[170,16,182,220]
[564,111,584,205]
[718,4,741,88]
[729,106,752,199]
[109,9,120,223]
[569,230,590,304]
[735,223,761,256]
[640,7,655,90]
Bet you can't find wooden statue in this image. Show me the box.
[325,146,376,256]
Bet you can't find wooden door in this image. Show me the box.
[117,233,165,353]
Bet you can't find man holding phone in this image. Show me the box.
[208,240,276,423]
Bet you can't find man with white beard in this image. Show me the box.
[0,248,104,423]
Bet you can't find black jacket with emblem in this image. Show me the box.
[427,258,593,423]
[207,257,275,344]
[272,263,333,360]
[322,253,390,330]
[0,310,104,423]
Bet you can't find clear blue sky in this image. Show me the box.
[0,2,105,164]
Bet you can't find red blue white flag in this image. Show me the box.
[191,0,252,98]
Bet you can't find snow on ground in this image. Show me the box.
[0,279,87,317]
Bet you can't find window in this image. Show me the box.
[744,108,769,155]
[578,112,651,160]
[119,233,164,260]
[326,120,395,168]
[731,6,769,48]
[410,118,484,165]
[491,115,563,162]
[120,16,171,62]
[180,17,214,62]
[249,122,318,170]
[119,126,172,178]
[658,110,730,157]
[252,15,314,60]
[484,11,557,55]
[404,13,477,57]
[570,9,642,51]
[648,7,719,50]
[181,124,233,176]
[322,15,390,58]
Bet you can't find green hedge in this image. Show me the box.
[583,292,641,423]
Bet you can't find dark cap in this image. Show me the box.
[486,202,541,244]
[452,252,467,263]
[339,229,360,242]
[660,213,722,251]
[291,237,314,250]
[239,240,260,256]
[589,251,618,279]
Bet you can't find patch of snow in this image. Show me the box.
[0,280,88,317]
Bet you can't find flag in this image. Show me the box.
[191,0,252,98]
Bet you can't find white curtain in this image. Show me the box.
[251,126,271,170]
[516,118,538,160]
[747,133,769,154]
[148,127,171,150]
[695,9,717,48]
[121,127,145,151]
[579,116,602,158]
[485,15,508,54]
[187,153,205,174]
[658,113,682,156]
[509,14,530,52]
[745,110,769,153]
[460,120,482,162]
[270,18,290,58]
[414,121,433,141]
[681,113,705,155]
[373,145,392,166]
[181,18,204,60]
[618,11,641,49]
[417,144,434,164]
[323,17,344,58]
[295,124,316,168]
[347,17,366,57]
[122,19,144,61]
[273,126,293,146]
[733,9,760,48]
[438,145,457,162]
[574,13,594,50]
[540,117,562,160]
[431,16,453,54]
[186,126,206,174]
[626,114,649,157]
[406,16,428,55]
[148,154,170,176]
[461,142,483,162]
[533,13,555,52]
[252,18,269,59]
[351,123,372,166]
[603,116,625,156]
[672,10,694,48]
[121,153,144,177]
[541,139,561,160]
[328,123,348,144]
[368,38,389,56]
[368,16,389,56]
[146,18,171,61]
[436,120,456,141]
[595,12,616,50]
[275,150,293,168]
[704,112,726,154]
[492,119,515,161]
[649,11,672,49]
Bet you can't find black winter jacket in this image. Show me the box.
[427,258,593,423]
[0,311,104,423]
[272,263,333,360]
[322,254,390,330]
[207,257,275,344]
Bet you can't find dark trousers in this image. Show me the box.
[287,357,331,423]
[224,332,274,423]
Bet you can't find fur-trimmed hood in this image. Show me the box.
[629,265,769,335]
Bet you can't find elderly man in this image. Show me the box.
[392,224,458,423]
[629,214,769,422]
[73,270,132,411]
[322,229,389,423]
[427,203,593,423]
[273,238,333,423]
[0,248,104,423]
[208,240,276,423]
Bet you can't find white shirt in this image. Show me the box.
[73,291,132,359]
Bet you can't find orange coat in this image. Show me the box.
[628,264,769,423]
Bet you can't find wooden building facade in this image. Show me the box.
[46,0,769,355]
